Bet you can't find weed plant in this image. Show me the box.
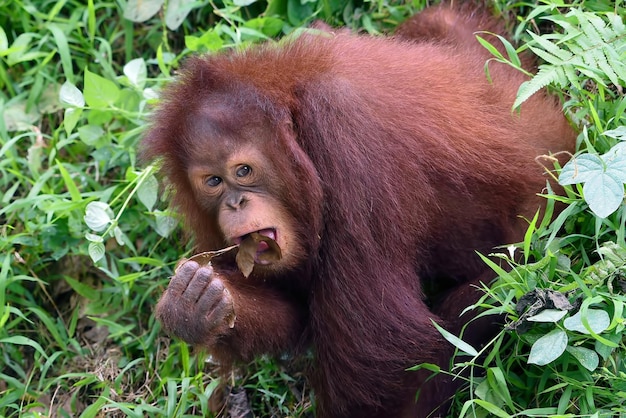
[0,0,624,416]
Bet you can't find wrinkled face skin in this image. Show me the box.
[184,101,304,274]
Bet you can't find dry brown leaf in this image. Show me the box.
[235,232,282,278]
[175,233,282,278]
[236,239,256,278]
[174,245,238,274]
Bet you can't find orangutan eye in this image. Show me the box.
[236,165,252,178]
[205,176,222,187]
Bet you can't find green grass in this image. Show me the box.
[1,0,625,416]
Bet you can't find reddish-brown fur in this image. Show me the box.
[142,5,576,417]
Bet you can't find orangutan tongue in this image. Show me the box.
[255,229,276,252]
[236,230,282,277]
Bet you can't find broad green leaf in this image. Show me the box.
[123,58,147,89]
[563,309,610,334]
[603,144,626,183]
[244,17,285,38]
[582,171,624,218]
[528,329,568,366]
[165,0,195,30]
[287,0,314,26]
[60,82,85,107]
[123,0,164,22]
[113,226,125,246]
[527,309,568,323]
[559,147,626,217]
[84,68,120,108]
[84,201,113,232]
[566,346,599,371]
[613,142,626,156]
[595,332,621,361]
[155,210,178,238]
[144,87,159,100]
[186,31,224,52]
[559,153,604,185]
[603,126,626,141]
[137,174,158,211]
[63,107,83,135]
[77,125,105,147]
[88,241,106,263]
[474,379,497,404]
[85,233,103,243]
